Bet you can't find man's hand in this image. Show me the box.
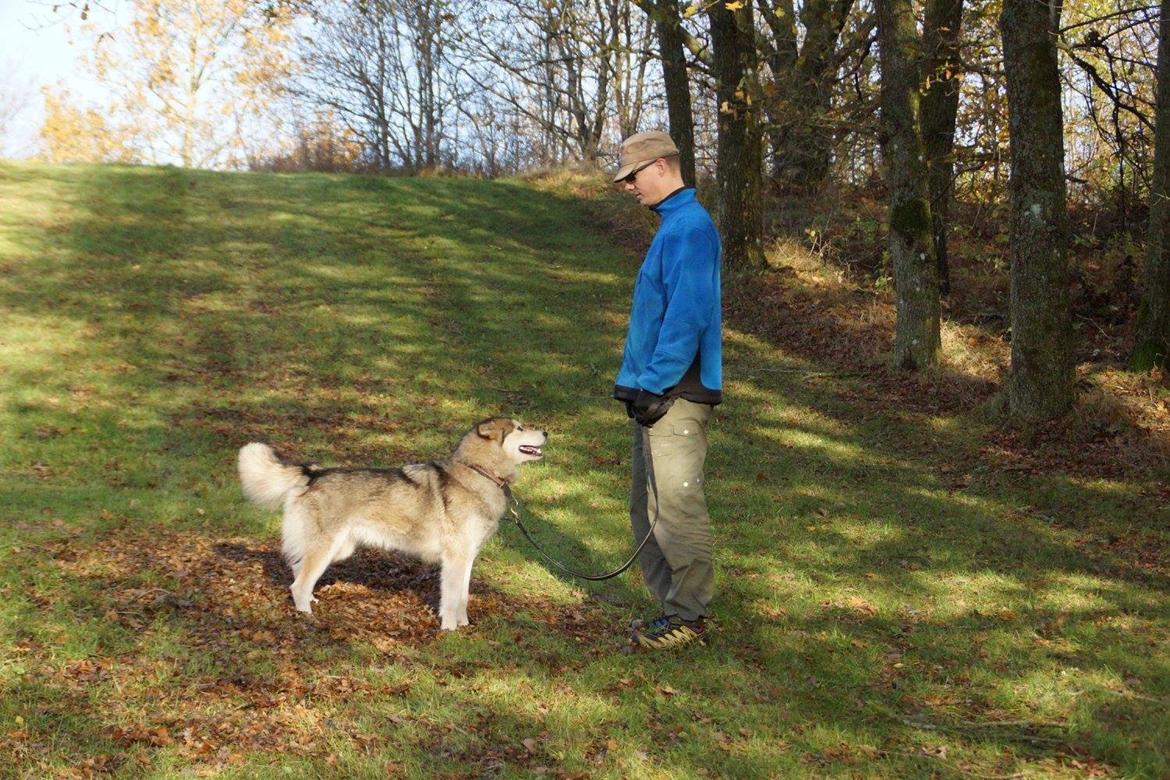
[632,389,673,427]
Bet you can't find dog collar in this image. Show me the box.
[461,462,510,490]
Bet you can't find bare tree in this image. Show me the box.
[1062,4,1159,224]
[452,0,655,165]
[609,0,655,141]
[292,0,460,172]
[0,64,34,158]
[631,0,704,185]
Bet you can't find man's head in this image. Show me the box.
[614,130,685,207]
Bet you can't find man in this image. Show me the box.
[611,130,722,650]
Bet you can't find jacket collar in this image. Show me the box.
[650,186,694,216]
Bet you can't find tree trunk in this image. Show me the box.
[766,0,854,191]
[920,0,963,296]
[1001,0,1073,420]
[652,0,697,185]
[708,0,765,269]
[1132,0,1170,371]
[876,0,940,369]
[417,2,438,168]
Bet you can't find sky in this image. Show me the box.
[0,0,114,158]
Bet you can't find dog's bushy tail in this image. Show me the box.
[238,443,310,510]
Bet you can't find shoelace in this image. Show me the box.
[632,614,673,633]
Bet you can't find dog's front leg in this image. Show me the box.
[439,552,471,630]
[455,554,477,627]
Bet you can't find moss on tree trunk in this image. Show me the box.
[877,0,941,370]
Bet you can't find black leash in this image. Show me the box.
[504,425,661,582]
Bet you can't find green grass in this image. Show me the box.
[1,161,1168,778]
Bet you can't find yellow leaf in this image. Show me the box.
[683,3,700,18]
[725,1,746,10]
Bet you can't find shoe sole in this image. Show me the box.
[632,627,707,650]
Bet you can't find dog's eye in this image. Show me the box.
[517,425,525,431]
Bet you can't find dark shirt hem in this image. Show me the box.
[613,384,722,406]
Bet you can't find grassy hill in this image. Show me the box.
[1,162,1168,777]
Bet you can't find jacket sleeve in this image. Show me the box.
[637,223,719,394]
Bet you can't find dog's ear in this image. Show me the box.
[475,417,516,442]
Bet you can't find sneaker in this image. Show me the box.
[629,614,673,632]
[631,615,707,650]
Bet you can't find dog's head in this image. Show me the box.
[474,417,547,465]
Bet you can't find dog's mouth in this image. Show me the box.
[519,445,543,458]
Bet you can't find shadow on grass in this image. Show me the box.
[213,540,452,618]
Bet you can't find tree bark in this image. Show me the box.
[1132,0,1170,371]
[1001,0,1074,420]
[651,0,697,185]
[876,0,940,369]
[920,0,963,296]
[709,0,765,269]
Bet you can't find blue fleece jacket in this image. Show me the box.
[613,187,722,405]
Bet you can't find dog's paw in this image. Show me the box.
[290,586,318,614]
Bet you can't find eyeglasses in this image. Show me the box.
[621,159,658,184]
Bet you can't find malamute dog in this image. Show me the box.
[238,417,547,631]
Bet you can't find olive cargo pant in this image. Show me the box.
[630,399,714,622]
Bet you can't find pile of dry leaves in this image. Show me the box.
[6,530,609,776]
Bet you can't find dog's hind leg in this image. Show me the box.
[290,532,347,614]
[438,551,473,631]
[281,504,310,581]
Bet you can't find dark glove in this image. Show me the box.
[632,389,673,428]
